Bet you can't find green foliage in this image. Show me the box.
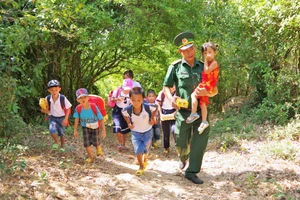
[0,141,28,174]
[38,171,48,182]
[0,75,27,142]
[267,117,300,141]
[253,100,295,125]
[260,140,299,161]
[1,0,299,127]
[210,110,257,140]
[246,172,258,189]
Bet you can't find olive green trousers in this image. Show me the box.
[175,109,210,178]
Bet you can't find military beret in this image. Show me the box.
[173,32,195,50]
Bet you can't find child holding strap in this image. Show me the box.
[122,87,157,176]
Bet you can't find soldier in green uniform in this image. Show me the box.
[163,32,217,184]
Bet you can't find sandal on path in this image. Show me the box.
[96,147,103,156]
[117,144,123,151]
[198,121,209,134]
[122,146,129,151]
[186,113,200,124]
[135,169,144,176]
[143,162,147,170]
[85,158,94,163]
[52,143,59,150]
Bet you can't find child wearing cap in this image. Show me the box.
[73,88,106,163]
[41,80,72,150]
[122,87,157,176]
[111,78,133,151]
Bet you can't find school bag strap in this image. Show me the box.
[76,103,97,117]
[45,94,70,126]
[126,103,152,123]
[76,103,102,129]
[46,94,66,110]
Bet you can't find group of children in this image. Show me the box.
[40,41,219,176]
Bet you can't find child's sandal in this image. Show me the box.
[52,143,59,150]
[198,121,210,134]
[186,113,200,124]
[135,169,144,176]
[117,144,123,151]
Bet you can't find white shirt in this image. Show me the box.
[114,90,131,108]
[156,90,175,110]
[122,104,157,132]
[47,94,72,117]
[133,80,142,88]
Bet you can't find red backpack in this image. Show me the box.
[87,95,106,117]
[76,95,106,128]
[107,87,122,108]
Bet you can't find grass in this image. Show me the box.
[210,106,300,161]
[259,140,299,161]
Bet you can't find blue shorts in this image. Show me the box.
[49,116,65,137]
[131,129,153,154]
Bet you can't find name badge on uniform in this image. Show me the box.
[86,122,98,129]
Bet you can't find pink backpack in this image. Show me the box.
[107,87,122,108]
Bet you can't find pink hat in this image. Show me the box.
[122,78,133,90]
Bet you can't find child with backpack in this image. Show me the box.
[111,78,133,151]
[40,80,72,150]
[156,85,177,154]
[73,88,106,163]
[145,89,160,149]
[122,87,157,176]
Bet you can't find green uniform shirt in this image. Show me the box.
[163,58,204,109]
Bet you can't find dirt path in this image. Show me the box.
[0,126,299,200]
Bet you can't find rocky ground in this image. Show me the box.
[0,125,299,200]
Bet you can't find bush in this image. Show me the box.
[0,75,27,145]
[253,100,296,125]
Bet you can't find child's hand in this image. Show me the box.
[41,108,50,114]
[128,123,134,129]
[149,118,156,125]
[101,129,106,139]
[74,130,79,139]
[171,96,180,109]
[62,118,68,126]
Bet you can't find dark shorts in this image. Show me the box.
[49,116,65,137]
[112,106,131,134]
[82,127,100,148]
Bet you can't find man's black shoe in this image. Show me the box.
[186,175,204,184]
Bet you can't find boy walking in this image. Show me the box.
[122,87,157,176]
[73,88,106,163]
[41,80,72,150]
[145,89,160,149]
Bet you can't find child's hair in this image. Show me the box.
[147,89,156,96]
[201,42,218,53]
[129,87,145,98]
[123,69,134,79]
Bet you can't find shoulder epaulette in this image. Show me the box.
[172,59,182,65]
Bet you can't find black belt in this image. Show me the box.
[51,115,65,118]
[179,108,191,111]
